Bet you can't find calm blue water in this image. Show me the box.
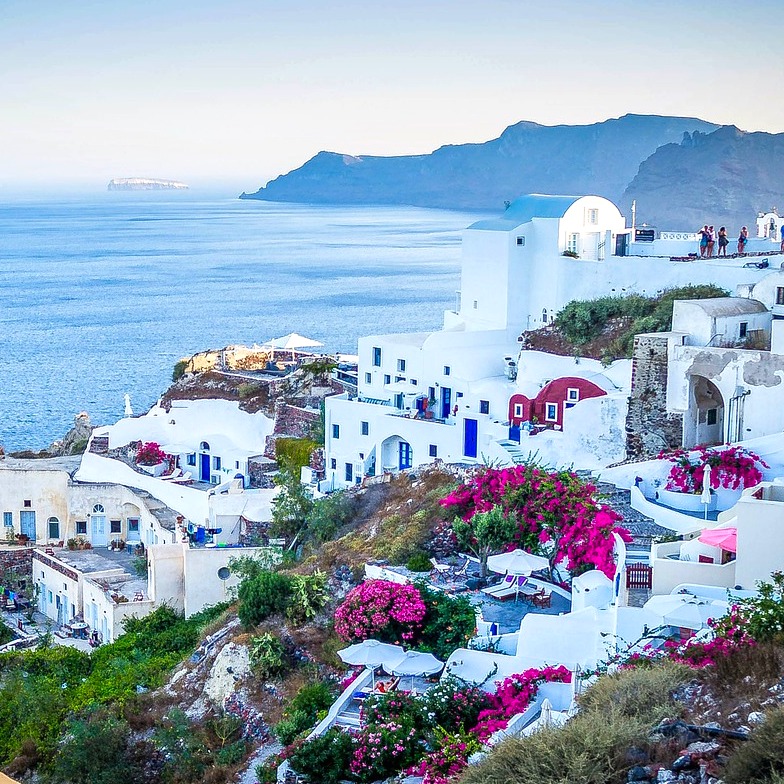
[0,193,484,451]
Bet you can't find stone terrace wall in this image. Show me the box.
[0,547,33,578]
[625,334,684,461]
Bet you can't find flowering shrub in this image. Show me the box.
[420,677,492,733]
[728,571,784,644]
[407,728,480,784]
[472,665,572,740]
[441,465,630,578]
[333,580,427,642]
[350,720,422,781]
[135,441,167,466]
[660,445,768,493]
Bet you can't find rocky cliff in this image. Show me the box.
[623,125,784,231]
[240,114,718,210]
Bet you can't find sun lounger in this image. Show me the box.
[172,471,193,484]
[480,574,516,597]
[485,575,531,602]
[158,468,183,481]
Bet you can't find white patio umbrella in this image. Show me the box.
[487,549,550,576]
[338,639,406,686]
[383,650,443,691]
[643,594,728,630]
[264,332,324,360]
[701,464,712,519]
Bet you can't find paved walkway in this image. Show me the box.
[0,609,93,653]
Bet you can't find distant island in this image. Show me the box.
[108,177,189,191]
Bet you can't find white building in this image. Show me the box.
[325,194,784,487]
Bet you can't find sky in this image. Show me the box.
[1,0,783,192]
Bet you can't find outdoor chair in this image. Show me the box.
[429,557,452,582]
[531,589,552,609]
[480,574,515,597]
[452,557,470,579]
[172,471,193,484]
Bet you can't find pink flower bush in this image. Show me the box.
[334,580,427,642]
[660,445,768,494]
[441,465,631,578]
[136,441,167,466]
[471,665,572,740]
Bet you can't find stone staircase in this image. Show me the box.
[497,439,529,464]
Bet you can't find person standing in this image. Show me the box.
[780,223,784,253]
[717,226,729,257]
[698,225,709,257]
[707,226,716,258]
[738,226,749,254]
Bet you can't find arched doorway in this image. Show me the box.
[381,436,413,473]
[199,441,211,482]
[91,504,107,546]
[685,376,724,447]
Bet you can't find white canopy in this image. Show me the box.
[487,548,550,576]
[384,650,443,677]
[643,594,728,630]
[264,332,324,351]
[338,639,405,669]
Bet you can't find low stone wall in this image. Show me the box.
[247,456,278,489]
[0,547,33,578]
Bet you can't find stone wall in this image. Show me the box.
[89,435,110,455]
[240,518,271,546]
[0,547,33,579]
[264,401,321,459]
[247,456,278,489]
[625,334,684,460]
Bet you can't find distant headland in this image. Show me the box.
[108,177,189,191]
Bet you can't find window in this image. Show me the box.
[397,359,406,372]
[372,346,382,367]
[545,403,558,422]
[777,287,784,306]
[364,372,372,384]
[2,512,11,527]
[707,408,718,426]
[542,309,548,323]
[410,379,417,386]
[186,453,196,466]
[127,518,140,533]
[110,520,121,534]
[213,456,221,470]
[513,403,524,418]
[235,461,240,469]
[472,300,478,309]
[383,374,391,385]
[567,388,580,402]
[443,366,451,376]
[330,458,337,470]
[567,233,579,253]
[345,463,353,482]
[92,504,104,514]
[428,386,436,401]
[332,424,340,439]
[516,236,525,246]
[394,393,404,409]
[23,500,31,508]
[586,208,599,225]
[47,517,60,540]
[456,391,463,398]
[395,375,405,383]
[429,444,438,458]
[739,322,748,338]
[76,521,87,535]
[361,421,369,436]
[480,400,490,415]
[200,441,210,451]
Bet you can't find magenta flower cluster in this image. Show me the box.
[334,580,427,642]
[440,465,631,578]
[660,445,768,494]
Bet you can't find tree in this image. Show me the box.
[270,470,314,543]
[452,505,517,578]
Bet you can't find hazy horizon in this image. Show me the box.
[1,0,782,192]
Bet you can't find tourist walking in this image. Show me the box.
[706,226,715,258]
[698,225,709,257]
[738,226,749,254]
[780,224,784,252]
[717,226,729,257]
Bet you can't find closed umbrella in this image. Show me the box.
[338,639,405,686]
[698,527,738,553]
[701,464,712,519]
[384,650,443,692]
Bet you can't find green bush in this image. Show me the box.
[215,739,247,766]
[305,491,357,543]
[415,584,476,660]
[172,359,189,381]
[406,551,432,572]
[286,727,355,784]
[725,706,784,783]
[274,709,312,745]
[287,572,328,623]
[237,570,293,628]
[237,382,261,399]
[275,437,319,475]
[249,633,287,678]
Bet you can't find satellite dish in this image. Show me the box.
[217,567,230,581]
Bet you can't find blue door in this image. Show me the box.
[20,510,36,540]
[440,387,452,419]
[464,418,478,458]
[200,453,211,482]
[398,441,412,470]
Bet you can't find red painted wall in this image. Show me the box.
[509,377,606,429]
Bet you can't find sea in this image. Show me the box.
[0,192,486,451]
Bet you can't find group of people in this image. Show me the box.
[698,225,748,258]
[698,223,784,258]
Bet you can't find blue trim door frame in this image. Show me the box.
[464,418,478,458]
[200,453,211,482]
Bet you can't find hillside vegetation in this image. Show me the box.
[524,284,729,362]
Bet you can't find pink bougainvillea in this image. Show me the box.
[334,580,427,642]
[659,445,768,494]
[440,465,631,578]
[135,441,167,466]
